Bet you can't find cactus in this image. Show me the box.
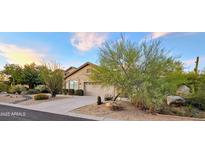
[192,56,200,93]
[97,96,102,105]
[194,56,199,75]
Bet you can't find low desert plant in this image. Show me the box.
[185,74,205,111]
[186,93,205,111]
[8,85,27,94]
[75,89,84,96]
[158,103,205,118]
[104,94,113,101]
[68,89,74,95]
[35,85,49,93]
[26,89,40,94]
[0,82,8,92]
[33,93,49,100]
[62,89,69,95]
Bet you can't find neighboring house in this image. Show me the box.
[64,62,115,98]
[64,66,77,77]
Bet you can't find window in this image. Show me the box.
[69,80,78,90]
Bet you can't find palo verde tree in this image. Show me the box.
[40,62,64,97]
[90,36,185,111]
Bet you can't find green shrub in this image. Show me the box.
[75,89,84,96]
[158,103,205,118]
[26,89,40,94]
[186,74,205,110]
[62,89,68,95]
[186,92,205,111]
[35,85,49,93]
[8,85,27,94]
[0,82,8,92]
[33,93,49,100]
[68,89,75,95]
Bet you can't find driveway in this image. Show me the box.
[10,96,97,115]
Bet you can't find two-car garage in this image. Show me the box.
[84,82,115,98]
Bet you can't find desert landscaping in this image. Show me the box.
[0,92,71,106]
[0,34,205,121]
[73,100,205,121]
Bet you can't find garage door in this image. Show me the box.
[84,82,115,98]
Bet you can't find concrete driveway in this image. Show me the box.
[0,96,114,121]
[24,96,96,114]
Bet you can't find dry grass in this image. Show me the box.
[73,101,205,121]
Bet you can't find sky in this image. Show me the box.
[0,32,204,71]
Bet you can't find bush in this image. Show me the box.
[62,89,69,95]
[34,85,49,93]
[104,94,113,101]
[68,89,75,95]
[185,74,205,111]
[186,93,205,111]
[75,89,84,96]
[0,82,8,92]
[158,104,205,118]
[8,85,27,94]
[33,93,49,100]
[26,89,40,94]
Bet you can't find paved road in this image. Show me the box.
[0,104,94,121]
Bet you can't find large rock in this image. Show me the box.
[176,85,191,96]
[167,96,186,106]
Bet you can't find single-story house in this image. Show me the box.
[64,62,115,98]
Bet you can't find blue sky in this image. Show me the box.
[0,32,204,71]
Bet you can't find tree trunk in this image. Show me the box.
[113,93,120,104]
[29,84,34,89]
[51,92,56,97]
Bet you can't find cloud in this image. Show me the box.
[70,32,107,51]
[151,32,173,39]
[184,59,196,66]
[0,43,45,66]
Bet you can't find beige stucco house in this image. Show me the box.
[64,62,115,98]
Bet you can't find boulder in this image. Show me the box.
[105,102,112,107]
[167,96,186,106]
[176,85,191,96]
